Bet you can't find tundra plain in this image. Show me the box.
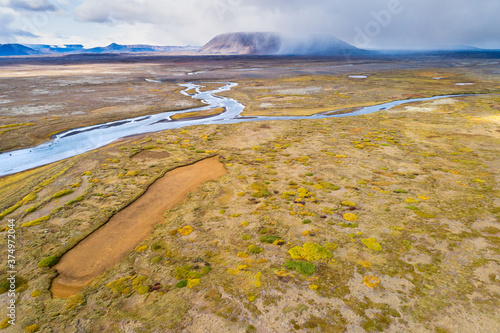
[0,53,499,332]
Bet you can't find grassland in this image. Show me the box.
[0,54,499,332]
[0,87,498,331]
[171,107,225,120]
[220,69,500,116]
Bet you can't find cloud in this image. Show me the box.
[2,0,499,48]
[71,0,500,48]
[9,0,57,12]
[0,6,38,42]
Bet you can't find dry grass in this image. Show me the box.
[220,69,499,116]
[0,58,499,332]
[170,107,225,120]
[0,91,498,332]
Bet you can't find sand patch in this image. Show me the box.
[50,156,226,298]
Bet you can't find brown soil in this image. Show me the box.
[131,150,171,161]
[50,156,227,298]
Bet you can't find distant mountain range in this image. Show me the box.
[0,43,198,57]
[0,43,41,56]
[0,34,495,57]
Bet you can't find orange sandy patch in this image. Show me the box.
[50,156,227,298]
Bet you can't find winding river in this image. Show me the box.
[0,81,472,177]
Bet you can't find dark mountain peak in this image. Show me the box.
[200,32,360,55]
[200,32,281,55]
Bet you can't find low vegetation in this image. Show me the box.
[0,64,498,332]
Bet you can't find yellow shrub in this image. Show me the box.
[343,213,359,222]
[361,238,382,251]
[22,193,37,204]
[237,252,248,259]
[0,318,10,329]
[135,245,148,253]
[25,324,38,332]
[22,216,49,228]
[288,243,333,261]
[187,279,200,288]
[363,276,381,288]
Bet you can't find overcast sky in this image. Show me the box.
[1,0,499,49]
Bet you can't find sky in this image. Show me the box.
[1,0,499,49]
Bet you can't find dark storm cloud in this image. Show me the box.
[9,0,57,12]
[72,0,500,49]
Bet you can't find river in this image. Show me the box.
[0,81,473,177]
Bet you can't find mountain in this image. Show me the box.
[0,44,40,56]
[26,44,85,54]
[199,32,360,55]
[84,43,159,53]
[200,32,281,55]
[82,43,199,54]
[442,44,484,51]
[0,43,199,56]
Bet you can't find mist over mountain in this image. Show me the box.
[199,32,361,55]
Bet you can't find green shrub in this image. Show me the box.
[176,280,188,288]
[137,286,150,294]
[37,256,59,268]
[151,256,162,264]
[259,235,280,244]
[258,228,271,234]
[0,276,28,294]
[285,260,316,276]
[22,216,49,228]
[25,206,37,214]
[132,276,147,286]
[302,219,312,224]
[0,202,22,220]
[66,196,84,205]
[197,266,209,275]
[53,189,74,199]
[251,189,272,198]
[248,245,263,254]
[22,193,37,204]
[174,265,211,280]
[151,242,166,251]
